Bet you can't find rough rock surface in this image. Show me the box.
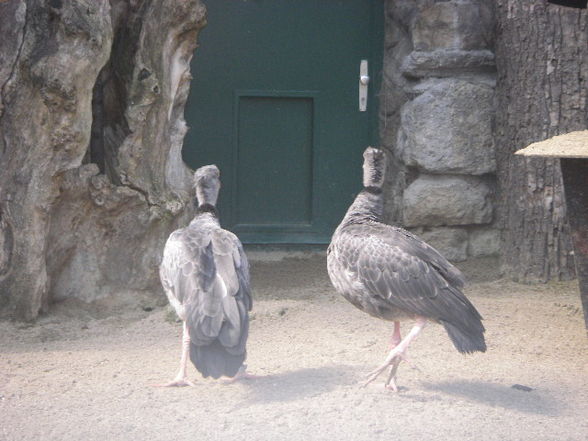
[379,0,418,224]
[412,1,494,51]
[493,0,585,282]
[409,227,468,262]
[403,175,493,227]
[468,227,501,258]
[401,49,496,78]
[0,0,206,320]
[398,79,496,175]
[380,0,497,260]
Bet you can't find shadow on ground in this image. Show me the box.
[239,365,358,404]
[420,379,562,416]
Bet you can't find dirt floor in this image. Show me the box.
[1,253,587,441]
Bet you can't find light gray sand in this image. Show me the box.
[1,255,587,441]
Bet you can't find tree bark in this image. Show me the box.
[0,0,206,320]
[494,0,588,282]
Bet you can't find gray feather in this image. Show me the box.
[159,199,252,379]
[328,189,486,354]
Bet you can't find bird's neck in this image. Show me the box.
[195,185,219,207]
[340,187,384,226]
[195,202,219,218]
[190,207,220,230]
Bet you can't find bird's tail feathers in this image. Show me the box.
[439,284,486,353]
[441,320,486,354]
[187,296,249,379]
[190,340,245,379]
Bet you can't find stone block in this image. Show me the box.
[398,79,495,175]
[412,2,494,51]
[410,226,468,262]
[401,49,495,78]
[403,174,493,227]
[468,227,501,257]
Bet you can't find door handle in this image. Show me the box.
[359,59,369,112]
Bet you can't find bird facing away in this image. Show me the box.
[327,147,486,391]
[159,165,252,386]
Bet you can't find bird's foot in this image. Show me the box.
[362,351,409,389]
[384,357,402,391]
[385,380,399,392]
[220,372,259,384]
[362,318,426,390]
[154,377,196,387]
[220,365,261,384]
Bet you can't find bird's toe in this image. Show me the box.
[154,378,196,387]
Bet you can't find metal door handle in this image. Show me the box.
[359,60,368,111]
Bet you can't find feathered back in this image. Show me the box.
[328,147,486,354]
[160,165,252,379]
[186,228,251,378]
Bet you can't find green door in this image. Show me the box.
[183,0,383,243]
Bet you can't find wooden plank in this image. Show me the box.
[515,130,588,158]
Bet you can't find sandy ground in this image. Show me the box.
[1,253,587,441]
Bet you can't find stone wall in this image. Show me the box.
[0,0,206,320]
[380,0,499,262]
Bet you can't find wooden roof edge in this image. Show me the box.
[514,130,588,158]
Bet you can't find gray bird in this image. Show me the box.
[327,147,486,391]
[159,165,252,386]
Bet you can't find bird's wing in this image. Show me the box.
[333,225,479,325]
[209,228,251,353]
[160,224,251,354]
[159,228,215,316]
[160,225,226,345]
[386,225,465,289]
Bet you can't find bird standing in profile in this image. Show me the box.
[159,165,252,386]
[327,147,486,391]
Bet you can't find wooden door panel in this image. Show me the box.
[234,93,315,229]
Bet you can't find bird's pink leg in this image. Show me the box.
[384,358,402,391]
[156,322,195,387]
[363,317,427,390]
[389,321,402,349]
[384,321,403,391]
[389,321,417,367]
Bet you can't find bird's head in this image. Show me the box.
[194,164,221,207]
[362,146,386,189]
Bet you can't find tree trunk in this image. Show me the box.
[494,0,588,282]
[0,0,206,320]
